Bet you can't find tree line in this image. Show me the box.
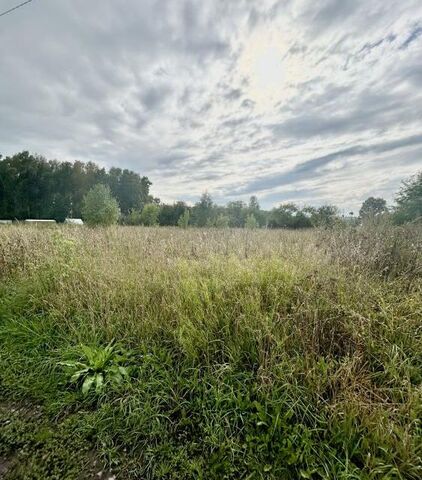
[0,151,153,221]
[0,151,421,227]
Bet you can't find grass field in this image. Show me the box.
[0,224,421,479]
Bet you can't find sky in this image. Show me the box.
[1,0,421,212]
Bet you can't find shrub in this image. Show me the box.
[177,209,190,228]
[121,208,143,225]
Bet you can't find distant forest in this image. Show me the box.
[0,151,421,227]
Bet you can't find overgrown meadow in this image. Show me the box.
[0,224,421,479]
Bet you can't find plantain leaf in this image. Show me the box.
[70,371,83,383]
[58,361,87,369]
[95,373,104,393]
[82,375,95,394]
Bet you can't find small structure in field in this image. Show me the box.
[64,218,84,225]
[24,219,56,225]
[0,220,12,225]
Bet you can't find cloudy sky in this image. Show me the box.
[1,0,421,211]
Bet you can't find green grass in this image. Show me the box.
[0,225,421,479]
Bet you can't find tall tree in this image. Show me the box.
[109,169,152,215]
[226,200,247,228]
[248,195,266,227]
[248,196,260,212]
[191,193,214,227]
[159,202,187,226]
[394,171,422,224]
[269,203,300,228]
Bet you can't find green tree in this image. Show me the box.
[108,168,152,215]
[213,214,230,228]
[140,203,160,226]
[248,195,266,227]
[310,205,339,228]
[82,184,120,226]
[394,171,422,224]
[177,209,190,228]
[191,193,214,227]
[160,202,187,226]
[245,213,258,229]
[359,197,387,219]
[269,204,299,228]
[0,152,54,220]
[227,200,247,227]
[50,161,74,221]
[248,195,260,213]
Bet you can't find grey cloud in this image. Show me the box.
[220,116,249,129]
[178,117,204,129]
[362,33,396,51]
[190,171,226,182]
[259,187,324,208]
[400,25,422,49]
[272,85,421,139]
[248,8,260,29]
[140,86,172,110]
[241,99,255,109]
[403,65,422,87]
[155,152,189,167]
[287,43,308,56]
[223,88,243,101]
[230,134,422,196]
[305,0,362,33]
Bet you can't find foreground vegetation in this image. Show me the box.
[0,224,421,479]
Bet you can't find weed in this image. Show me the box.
[59,341,131,394]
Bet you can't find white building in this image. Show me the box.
[24,219,56,224]
[64,218,84,225]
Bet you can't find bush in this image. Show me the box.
[121,209,143,225]
[81,184,120,226]
[213,214,230,228]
